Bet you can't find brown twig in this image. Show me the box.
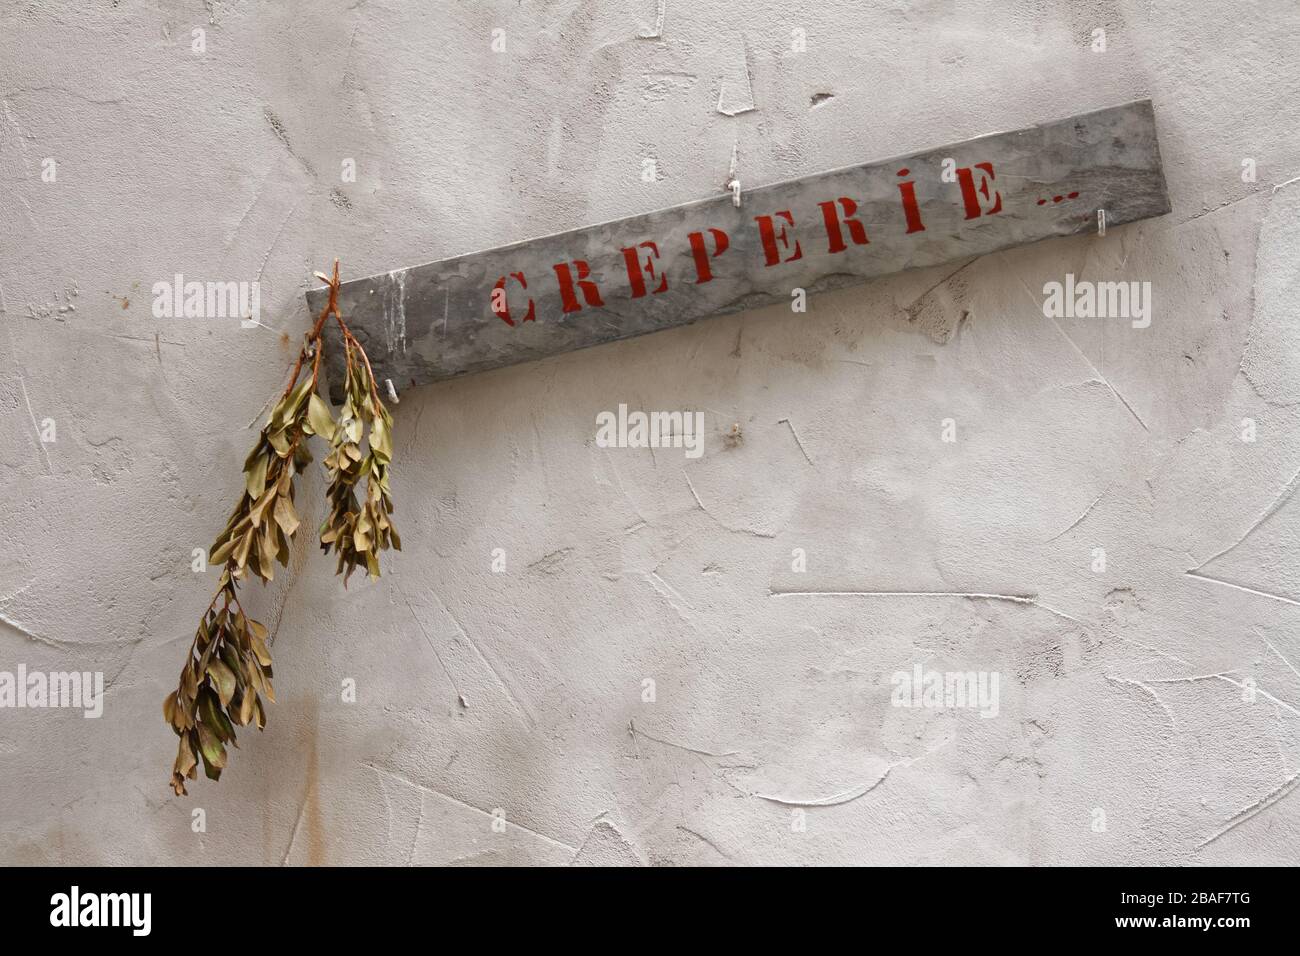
[280,259,342,402]
[326,279,384,410]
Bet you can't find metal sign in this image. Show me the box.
[309,99,1169,397]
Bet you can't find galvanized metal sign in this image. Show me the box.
[309,99,1168,396]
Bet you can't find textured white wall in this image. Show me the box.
[1,0,1298,865]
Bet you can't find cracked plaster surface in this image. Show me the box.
[1,0,1298,865]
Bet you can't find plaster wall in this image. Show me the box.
[1,0,1299,865]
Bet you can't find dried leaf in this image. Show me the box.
[245,452,269,500]
[257,525,277,577]
[307,393,336,441]
[273,495,300,537]
[176,734,198,776]
[249,487,276,529]
[209,536,237,566]
[267,427,291,457]
[201,692,236,750]
[232,526,255,569]
[371,415,392,463]
[249,631,273,667]
[206,659,237,707]
[196,721,226,775]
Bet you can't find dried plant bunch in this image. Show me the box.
[163,572,274,795]
[164,262,398,795]
[319,330,400,583]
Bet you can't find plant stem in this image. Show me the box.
[281,260,342,402]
